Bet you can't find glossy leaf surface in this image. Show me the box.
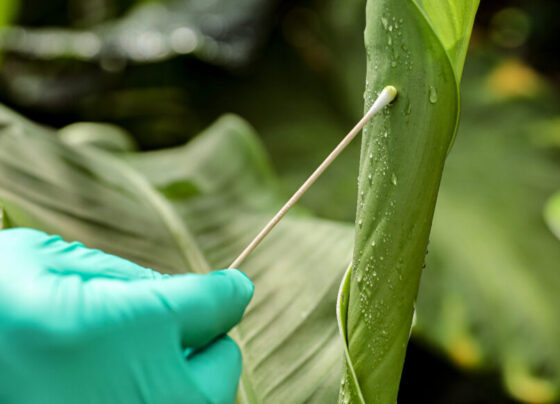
[338,1,479,402]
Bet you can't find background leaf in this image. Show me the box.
[416,69,560,403]
[59,122,138,152]
[0,104,208,274]
[0,108,357,403]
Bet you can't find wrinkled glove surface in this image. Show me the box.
[0,228,254,404]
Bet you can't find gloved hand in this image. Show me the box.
[0,228,253,404]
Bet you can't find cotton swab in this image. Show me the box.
[228,85,397,269]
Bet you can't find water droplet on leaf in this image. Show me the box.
[429,86,438,104]
[381,17,388,29]
[405,99,412,115]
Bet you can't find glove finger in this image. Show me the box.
[2,228,163,281]
[186,336,242,404]
[123,269,253,348]
[48,243,163,281]
[0,228,52,275]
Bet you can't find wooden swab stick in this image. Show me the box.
[228,85,398,269]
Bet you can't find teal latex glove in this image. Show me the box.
[0,228,254,404]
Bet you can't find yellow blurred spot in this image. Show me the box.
[448,335,483,368]
[487,59,542,98]
[440,295,483,368]
[505,364,558,404]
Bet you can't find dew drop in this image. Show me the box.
[405,99,412,115]
[391,173,398,185]
[429,86,438,104]
[371,240,376,247]
[381,17,389,29]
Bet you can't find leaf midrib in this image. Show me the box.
[89,147,211,275]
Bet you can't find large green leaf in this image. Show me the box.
[0,107,355,403]
[0,104,208,274]
[338,1,479,403]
